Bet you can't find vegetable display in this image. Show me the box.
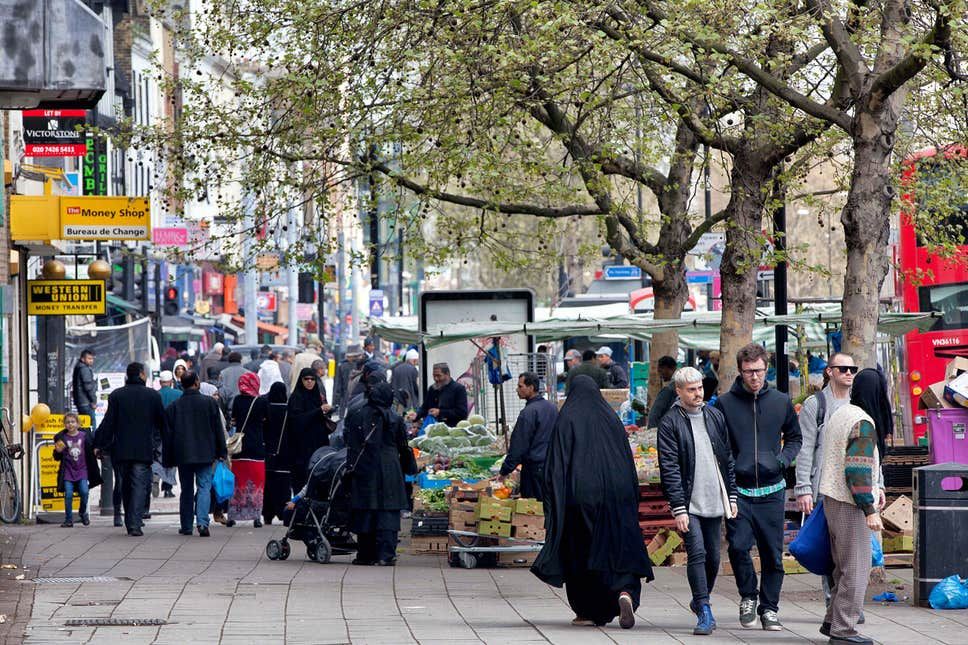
[409,422,501,457]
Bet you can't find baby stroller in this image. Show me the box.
[265,446,357,564]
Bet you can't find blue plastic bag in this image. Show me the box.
[929,575,968,610]
[213,460,235,504]
[871,533,884,567]
[419,414,437,436]
[789,498,834,575]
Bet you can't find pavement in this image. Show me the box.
[0,505,966,645]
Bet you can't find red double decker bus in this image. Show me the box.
[897,145,968,440]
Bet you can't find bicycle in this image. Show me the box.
[0,407,25,523]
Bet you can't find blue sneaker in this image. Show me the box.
[694,604,715,635]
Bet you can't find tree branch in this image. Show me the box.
[870,6,952,101]
[803,0,869,93]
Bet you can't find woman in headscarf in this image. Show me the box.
[532,375,653,629]
[344,378,417,565]
[286,367,332,495]
[258,359,284,395]
[817,369,887,644]
[261,381,291,525]
[173,359,189,390]
[229,371,267,527]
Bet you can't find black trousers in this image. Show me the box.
[683,514,722,607]
[519,463,545,501]
[726,490,786,614]
[116,461,151,531]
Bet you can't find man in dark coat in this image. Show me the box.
[498,372,557,500]
[413,363,468,427]
[390,349,421,412]
[333,344,364,417]
[532,375,653,629]
[596,346,630,388]
[647,355,679,428]
[564,350,609,393]
[94,362,166,536]
[164,371,228,536]
[71,349,98,424]
[344,379,417,565]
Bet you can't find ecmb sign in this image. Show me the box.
[28,280,106,315]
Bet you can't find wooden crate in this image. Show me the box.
[882,495,913,533]
[407,536,450,555]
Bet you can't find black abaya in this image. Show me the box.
[531,375,653,625]
[287,368,329,493]
[262,382,291,523]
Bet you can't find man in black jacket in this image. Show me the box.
[71,349,98,424]
[714,343,801,632]
[164,371,228,537]
[413,363,468,427]
[498,372,558,500]
[646,355,679,428]
[658,367,737,635]
[94,362,167,536]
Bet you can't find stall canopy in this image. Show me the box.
[370,307,938,350]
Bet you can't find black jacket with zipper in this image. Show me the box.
[713,377,802,491]
[657,402,737,517]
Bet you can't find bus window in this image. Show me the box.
[918,281,968,331]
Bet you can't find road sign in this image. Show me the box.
[603,265,642,280]
[27,279,105,315]
[256,291,278,312]
[369,289,385,317]
[60,196,150,240]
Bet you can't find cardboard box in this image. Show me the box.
[476,503,513,522]
[512,526,545,541]
[449,509,477,529]
[882,495,913,533]
[514,498,544,516]
[921,381,957,409]
[946,356,968,381]
[944,372,968,408]
[647,528,683,566]
[407,536,449,555]
[668,552,688,567]
[511,513,545,532]
[477,519,512,538]
[883,534,914,553]
[479,496,516,508]
[496,539,538,567]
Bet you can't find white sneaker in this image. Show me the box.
[739,598,757,628]
[760,609,782,631]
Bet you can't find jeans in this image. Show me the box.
[64,479,89,522]
[683,514,723,606]
[726,490,786,614]
[178,463,214,530]
[76,405,96,430]
[117,461,152,531]
[112,462,124,515]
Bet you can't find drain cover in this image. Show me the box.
[33,576,122,584]
[64,618,167,627]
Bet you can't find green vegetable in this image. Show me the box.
[468,414,486,426]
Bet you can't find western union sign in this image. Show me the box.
[61,196,151,241]
[28,280,106,315]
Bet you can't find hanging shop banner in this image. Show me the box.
[22,109,87,157]
[60,196,151,240]
[81,133,109,196]
[28,279,106,315]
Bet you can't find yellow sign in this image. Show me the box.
[27,279,106,315]
[60,196,151,241]
[37,414,92,512]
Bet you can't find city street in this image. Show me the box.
[0,510,963,645]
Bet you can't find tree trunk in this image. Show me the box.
[840,123,895,368]
[718,151,773,392]
[648,267,689,403]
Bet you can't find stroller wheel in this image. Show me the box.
[265,540,282,560]
[308,536,332,564]
[279,540,291,561]
[458,552,478,569]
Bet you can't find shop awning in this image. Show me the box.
[370,307,940,350]
[106,294,143,315]
[230,316,290,342]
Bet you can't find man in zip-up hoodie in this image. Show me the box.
[658,367,738,636]
[714,343,802,632]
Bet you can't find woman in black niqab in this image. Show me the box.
[287,367,330,494]
[850,368,893,467]
[532,375,653,628]
[261,382,291,524]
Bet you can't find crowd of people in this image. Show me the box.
[60,337,889,643]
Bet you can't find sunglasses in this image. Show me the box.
[831,365,859,374]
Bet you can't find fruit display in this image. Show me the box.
[409,422,501,457]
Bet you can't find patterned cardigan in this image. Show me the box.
[818,404,881,516]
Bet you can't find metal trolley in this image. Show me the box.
[447,529,543,569]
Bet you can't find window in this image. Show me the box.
[919,281,968,331]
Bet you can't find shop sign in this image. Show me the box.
[81,134,109,195]
[152,227,188,246]
[27,279,106,315]
[256,253,280,270]
[256,291,277,312]
[60,196,150,241]
[36,413,92,512]
[203,272,224,295]
[22,109,87,157]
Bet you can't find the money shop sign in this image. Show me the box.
[60,196,151,240]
